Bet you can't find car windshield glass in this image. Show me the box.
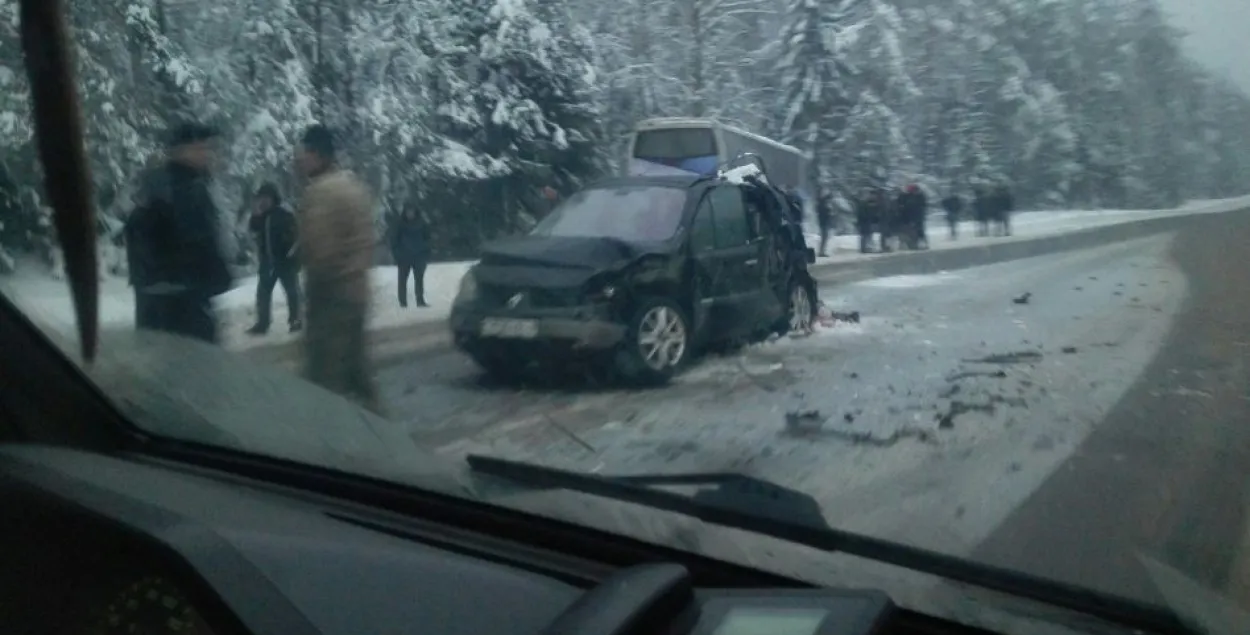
[6,0,1250,632]
[530,185,687,242]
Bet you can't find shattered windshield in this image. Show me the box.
[530,185,688,243]
[4,0,1250,631]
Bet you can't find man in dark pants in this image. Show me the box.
[246,182,303,334]
[815,193,834,257]
[124,123,232,343]
[389,209,429,307]
[941,192,963,240]
[897,184,928,250]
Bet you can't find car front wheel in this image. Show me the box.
[783,277,817,335]
[615,297,690,385]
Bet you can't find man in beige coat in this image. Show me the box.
[294,125,381,414]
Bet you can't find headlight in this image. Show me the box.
[587,281,618,302]
[454,269,479,304]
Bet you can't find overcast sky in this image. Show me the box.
[1158,0,1250,93]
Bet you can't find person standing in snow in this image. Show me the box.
[389,208,430,308]
[816,193,834,257]
[993,184,1014,236]
[246,182,302,335]
[294,124,381,415]
[854,187,878,254]
[896,184,928,250]
[941,191,963,240]
[124,122,232,343]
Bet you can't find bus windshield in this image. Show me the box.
[631,128,719,175]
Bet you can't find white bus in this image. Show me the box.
[624,117,816,217]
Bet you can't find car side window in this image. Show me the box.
[689,196,717,252]
[707,186,751,248]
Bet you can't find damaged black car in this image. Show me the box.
[449,165,819,384]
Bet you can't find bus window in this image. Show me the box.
[632,128,719,175]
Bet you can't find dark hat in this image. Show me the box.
[165,122,220,148]
[255,182,281,204]
[300,124,336,159]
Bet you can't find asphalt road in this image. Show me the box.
[376,227,1249,605]
[970,211,1250,610]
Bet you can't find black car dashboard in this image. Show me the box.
[0,444,995,635]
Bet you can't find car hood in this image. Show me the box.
[51,327,1208,635]
[475,235,671,288]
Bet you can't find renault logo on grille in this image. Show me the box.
[506,292,525,309]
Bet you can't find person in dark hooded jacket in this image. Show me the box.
[124,122,232,343]
[246,182,302,334]
[941,191,963,240]
[896,184,928,250]
[389,208,430,307]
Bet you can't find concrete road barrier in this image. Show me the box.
[243,206,1249,371]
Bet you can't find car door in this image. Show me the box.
[694,185,768,337]
[687,190,727,336]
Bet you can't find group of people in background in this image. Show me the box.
[122,122,391,415]
[814,182,1015,257]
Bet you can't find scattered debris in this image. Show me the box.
[784,424,937,447]
[784,409,826,431]
[847,372,859,379]
[947,369,1008,381]
[963,351,1044,365]
[1012,292,1032,305]
[1113,291,1123,296]
[1172,387,1213,399]
[939,384,963,398]
[1073,286,1083,291]
[815,303,861,328]
[843,413,855,424]
[934,399,998,428]
[1061,346,1078,354]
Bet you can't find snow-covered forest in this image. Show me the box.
[2,0,1250,269]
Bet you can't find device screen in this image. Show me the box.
[710,607,828,635]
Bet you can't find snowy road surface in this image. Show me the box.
[382,233,1186,565]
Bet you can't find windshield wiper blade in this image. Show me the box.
[465,454,1191,635]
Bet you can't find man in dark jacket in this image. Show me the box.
[389,209,429,307]
[941,191,963,240]
[124,123,232,344]
[815,193,834,257]
[897,184,928,250]
[854,187,880,254]
[993,184,1014,236]
[246,182,302,334]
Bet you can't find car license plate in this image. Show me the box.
[480,318,539,339]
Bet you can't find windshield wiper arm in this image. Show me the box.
[465,454,1190,635]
